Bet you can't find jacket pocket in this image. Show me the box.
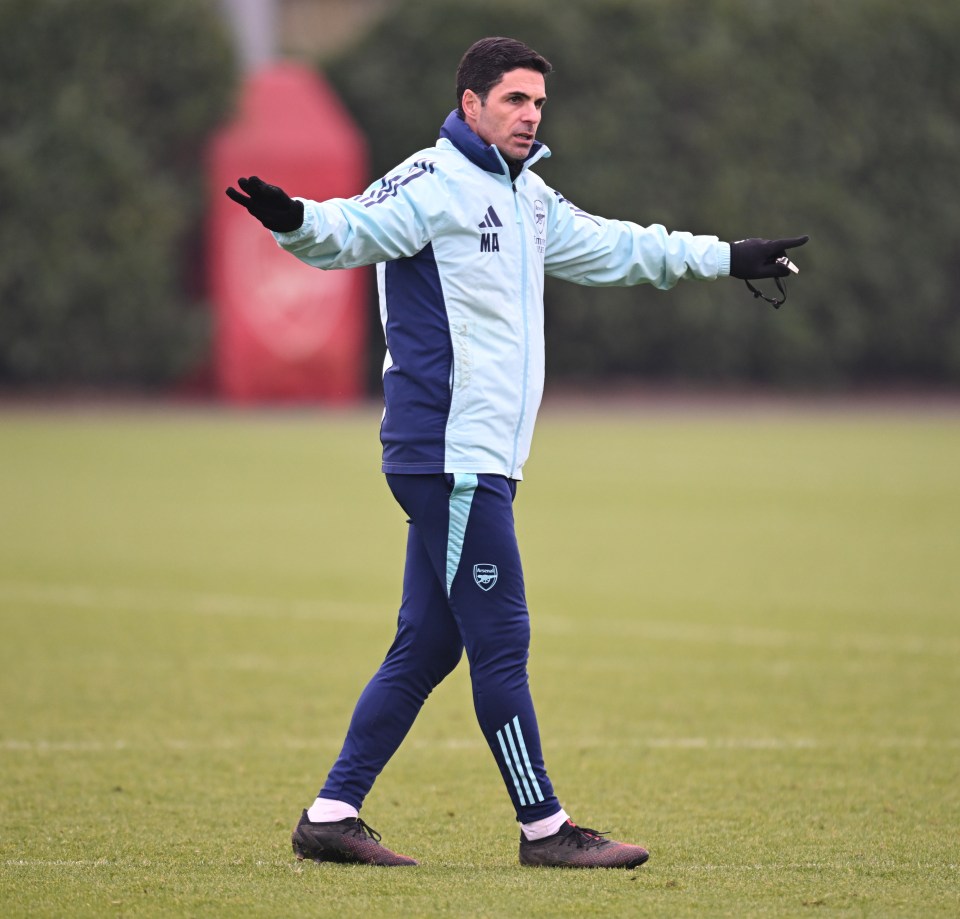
[450,320,472,391]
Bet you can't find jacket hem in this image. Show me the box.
[382,460,523,480]
[381,460,446,474]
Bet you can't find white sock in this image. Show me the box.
[306,797,359,823]
[521,808,570,841]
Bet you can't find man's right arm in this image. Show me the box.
[226,162,446,270]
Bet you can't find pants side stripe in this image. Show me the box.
[512,715,545,803]
[446,473,478,596]
[496,729,527,806]
[503,721,535,805]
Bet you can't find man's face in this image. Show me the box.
[463,68,547,163]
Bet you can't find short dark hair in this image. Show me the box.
[455,37,553,116]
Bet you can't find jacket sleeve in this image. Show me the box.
[543,190,731,289]
[271,160,447,269]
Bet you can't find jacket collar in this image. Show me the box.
[439,110,550,177]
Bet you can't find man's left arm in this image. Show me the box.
[543,191,807,288]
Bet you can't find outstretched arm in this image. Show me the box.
[544,189,808,294]
[225,163,443,270]
[543,191,729,289]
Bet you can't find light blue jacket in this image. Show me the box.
[275,111,730,479]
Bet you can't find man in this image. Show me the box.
[227,36,807,869]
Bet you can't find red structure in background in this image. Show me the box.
[207,63,369,403]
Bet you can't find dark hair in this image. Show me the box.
[455,37,553,116]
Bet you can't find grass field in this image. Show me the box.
[1,402,958,917]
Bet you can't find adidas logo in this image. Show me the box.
[479,205,503,252]
[478,206,503,229]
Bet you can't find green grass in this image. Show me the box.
[1,403,958,917]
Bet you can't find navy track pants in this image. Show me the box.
[319,473,560,822]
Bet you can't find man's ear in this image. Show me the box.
[462,89,481,121]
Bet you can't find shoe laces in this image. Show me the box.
[348,818,383,844]
[564,822,609,849]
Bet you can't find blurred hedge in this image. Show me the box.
[325,0,960,387]
[0,0,235,388]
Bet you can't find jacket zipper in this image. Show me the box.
[510,179,530,477]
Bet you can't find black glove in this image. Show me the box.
[729,235,809,280]
[225,176,305,233]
